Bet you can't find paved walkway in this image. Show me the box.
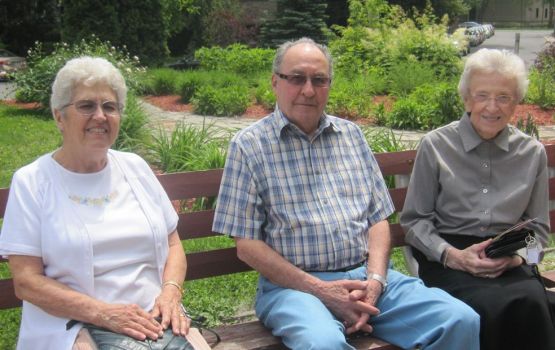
[141,100,555,144]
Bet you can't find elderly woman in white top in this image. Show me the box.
[401,49,555,350]
[0,57,195,350]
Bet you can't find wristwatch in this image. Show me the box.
[368,273,388,291]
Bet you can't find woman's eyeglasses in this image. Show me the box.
[470,93,515,106]
[62,100,122,117]
[276,72,331,87]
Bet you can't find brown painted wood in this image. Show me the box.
[157,169,223,200]
[374,150,417,176]
[0,187,8,218]
[185,248,252,281]
[204,321,400,350]
[0,279,20,309]
[542,270,555,287]
[546,144,555,167]
[177,210,216,239]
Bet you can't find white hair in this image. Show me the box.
[458,48,528,101]
[273,37,333,79]
[50,56,127,115]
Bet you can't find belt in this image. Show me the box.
[307,260,366,273]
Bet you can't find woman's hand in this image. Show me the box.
[150,285,190,336]
[446,240,523,278]
[96,303,163,341]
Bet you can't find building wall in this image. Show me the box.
[479,0,553,26]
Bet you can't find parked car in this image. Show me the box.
[0,49,26,81]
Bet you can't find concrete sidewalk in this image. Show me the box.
[141,100,555,144]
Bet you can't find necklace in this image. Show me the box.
[68,190,119,207]
[53,152,119,208]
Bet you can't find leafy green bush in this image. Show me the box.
[178,70,245,103]
[14,36,144,110]
[195,44,274,75]
[387,60,439,96]
[526,68,555,109]
[387,82,463,130]
[253,74,276,110]
[113,93,151,153]
[327,70,386,119]
[141,68,181,96]
[150,122,230,173]
[192,85,250,117]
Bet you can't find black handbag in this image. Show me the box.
[485,228,534,258]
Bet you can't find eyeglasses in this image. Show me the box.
[276,72,331,87]
[62,100,122,117]
[470,93,515,106]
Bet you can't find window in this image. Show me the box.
[545,8,549,19]
[536,8,539,18]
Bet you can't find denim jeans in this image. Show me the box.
[85,324,194,350]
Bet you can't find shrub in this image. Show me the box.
[387,82,463,130]
[192,85,250,117]
[526,37,555,108]
[14,36,144,111]
[253,74,276,110]
[179,70,247,104]
[150,121,230,173]
[113,93,151,153]
[386,60,439,96]
[142,68,181,96]
[195,44,274,75]
[327,69,388,119]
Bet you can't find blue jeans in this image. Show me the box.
[255,267,480,350]
[85,324,194,350]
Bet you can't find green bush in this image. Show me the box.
[113,94,151,153]
[142,68,181,96]
[195,44,274,75]
[192,85,250,117]
[526,68,555,109]
[387,82,463,130]
[253,74,276,110]
[178,70,247,104]
[387,60,439,96]
[150,122,230,173]
[14,36,144,111]
[327,68,387,119]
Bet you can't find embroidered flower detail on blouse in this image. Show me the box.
[69,190,119,207]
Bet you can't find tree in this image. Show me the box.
[259,0,329,48]
[0,0,61,55]
[388,0,471,21]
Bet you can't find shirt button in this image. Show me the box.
[484,210,489,215]
[482,188,488,194]
[482,163,488,168]
[323,199,328,205]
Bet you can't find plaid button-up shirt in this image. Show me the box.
[213,109,394,271]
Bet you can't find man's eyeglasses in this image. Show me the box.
[276,73,331,87]
[470,93,515,106]
[62,100,122,117]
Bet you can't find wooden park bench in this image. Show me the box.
[1,145,555,349]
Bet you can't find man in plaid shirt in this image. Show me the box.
[213,37,479,350]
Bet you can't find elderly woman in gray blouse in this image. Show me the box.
[401,48,555,350]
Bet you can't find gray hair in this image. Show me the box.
[272,37,334,79]
[50,56,128,116]
[458,48,528,101]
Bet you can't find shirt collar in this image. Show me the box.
[272,105,342,140]
[459,112,510,153]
